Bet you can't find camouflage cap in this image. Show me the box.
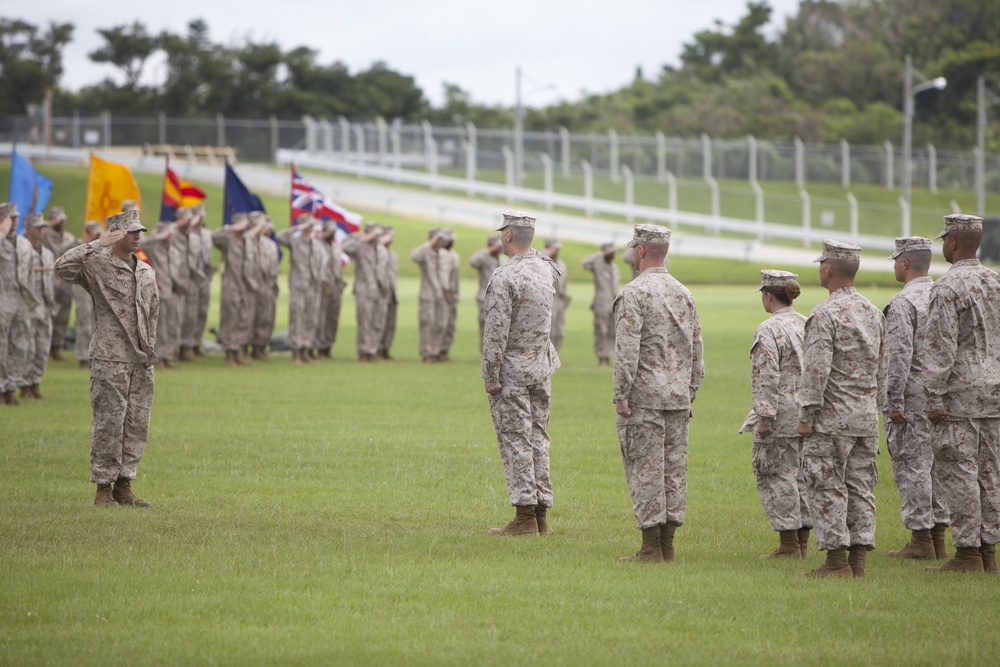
[380,225,395,236]
[192,204,205,216]
[888,236,933,259]
[175,207,193,221]
[107,209,147,233]
[495,209,536,231]
[295,213,316,226]
[121,200,139,212]
[153,221,174,240]
[248,211,266,226]
[230,212,249,231]
[756,269,798,293]
[488,234,502,247]
[4,202,20,218]
[364,222,384,235]
[935,213,983,239]
[84,221,103,236]
[600,242,616,252]
[26,213,47,229]
[0,202,10,218]
[428,227,441,239]
[47,206,67,221]
[544,237,562,250]
[813,238,861,263]
[625,223,671,249]
[322,219,339,233]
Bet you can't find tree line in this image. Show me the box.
[1,1,998,150]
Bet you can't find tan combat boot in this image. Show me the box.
[535,505,551,536]
[178,346,194,362]
[224,351,238,367]
[848,545,868,579]
[797,527,811,558]
[258,346,270,362]
[4,390,20,406]
[30,385,44,399]
[94,484,119,507]
[50,347,65,362]
[79,360,90,369]
[804,547,853,578]
[887,529,935,559]
[661,521,679,562]
[237,347,251,365]
[621,526,664,563]
[931,524,949,560]
[761,530,802,559]
[318,347,332,360]
[925,546,985,573]
[488,505,538,536]
[112,479,153,508]
[20,386,35,400]
[980,543,999,575]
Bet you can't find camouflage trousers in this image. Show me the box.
[180,284,199,347]
[316,286,344,350]
[355,293,388,357]
[931,418,1000,548]
[550,301,567,353]
[441,297,457,355]
[617,408,689,530]
[154,297,180,362]
[801,433,877,551]
[89,360,154,485]
[288,286,319,350]
[0,303,32,392]
[488,380,553,508]
[219,288,251,352]
[251,284,277,348]
[27,305,52,384]
[886,416,949,531]
[752,436,812,532]
[379,296,396,354]
[477,299,486,350]
[50,277,73,349]
[194,278,211,347]
[73,285,93,362]
[417,297,445,359]
[593,308,614,359]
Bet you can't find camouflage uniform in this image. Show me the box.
[317,239,346,353]
[410,239,447,360]
[170,216,204,351]
[482,238,561,508]
[469,242,502,347]
[41,220,77,352]
[252,233,280,349]
[614,251,704,531]
[344,231,390,358]
[54,211,159,485]
[378,241,398,357]
[923,246,1000,549]
[440,242,460,357]
[884,273,949,531]
[26,237,56,385]
[549,257,570,353]
[194,225,214,347]
[798,277,888,553]
[141,229,182,363]
[212,225,257,352]
[277,227,323,351]
[0,233,36,394]
[73,283,94,363]
[582,248,620,361]
[740,302,811,532]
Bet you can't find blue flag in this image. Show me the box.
[9,148,53,235]
[223,163,265,226]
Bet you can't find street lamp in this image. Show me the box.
[514,66,555,188]
[902,55,946,236]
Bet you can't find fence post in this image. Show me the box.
[103,111,111,148]
[541,153,554,210]
[317,118,331,154]
[702,133,720,227]
[502,145,515,203]
[391,119,401,183]
[158,112,166,145]
[622,164,634,223]
[581,160,594,216]
[656,131,667,182]
[72,110,80,149]
[560,126,570,178]
[847,192,859,241]
[269,115,278,162]
[609,129,620,182]
[301,116,315,153]
[841,138,850,188]
[898,197,911,237]
[338,117,350,155]
[354,125,366,162]
[216,113,225,147]
[463,140,476,197]
[376,117,387,166]
[748,134,758,184]
[794,136,805,187]
[466,122,477,181]
[799,186,811,247]
[883,140,894,190]
[421,120,435,172]
[666,170,678,227]
[927,142,938,193]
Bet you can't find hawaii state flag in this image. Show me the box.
[160,165,206,221]
[290,164,361,244]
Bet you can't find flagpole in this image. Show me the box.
[290,162,295,227]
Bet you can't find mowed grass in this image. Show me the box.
[2,273,999,666]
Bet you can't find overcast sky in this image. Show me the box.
[17,0,805,108]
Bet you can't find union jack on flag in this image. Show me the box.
[290,164,362,246]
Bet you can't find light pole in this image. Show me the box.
[514,66,554,188]
[976,76,1000,217]
[902,55,946,235]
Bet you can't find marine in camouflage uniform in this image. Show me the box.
[315,221,347,359]
[55,209,158,508]
[41,206,77,360]
[620,247,641,282]
[614,224,704,563]
[23,214,56,398]
[377,226,398,360]
[277,217,324,363]
[438,230,460,361]
[212,214,257,366]
[251,214,280,360]
[882,237,949,561]
[739,270,811,559]
[922,214,1000,574]
[544,238,571,354]
[141,223,182,368]
[410,229,448,362]
[469,234,503,348]
[192,206,214,354]
[344,224,390,362]
[797,239,888,579]
[483,210,561,537]
[171,208,203,362]
[582,243,620,365]
[73,222,102,369]
[0,203,36,406]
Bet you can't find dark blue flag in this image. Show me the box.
[223,163,265,226]
[9,148,53,235]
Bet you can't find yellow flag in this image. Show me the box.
[84,153,143,225]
